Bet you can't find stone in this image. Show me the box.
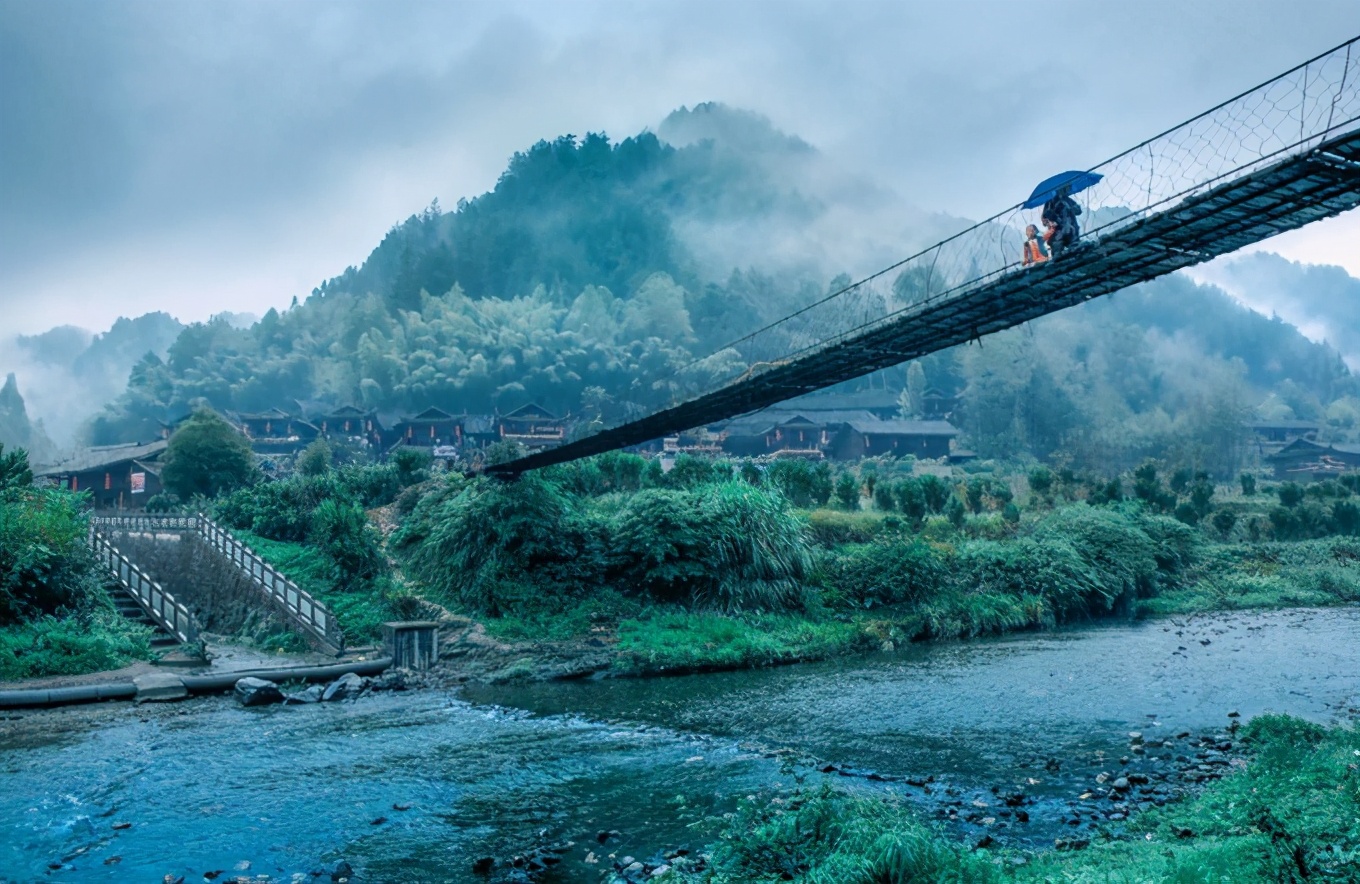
[471,857,494,874]
[322,672,365,702]
[651,864,671,877]
[133,673,188,703]
[284,685,324,705]
[1112,777,1131,791]
[112,821,132,830]
[330,860,354,882]
[622,862,644,875]
[234,677,284,707]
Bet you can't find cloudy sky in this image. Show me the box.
[1,0,1357,336]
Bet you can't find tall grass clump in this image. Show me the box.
[393,473,607,616]
[612,482,813,612]
[706,785,998,884]
[825,541,949,609]
[1033,506,1161,603]
[0,610,154,681]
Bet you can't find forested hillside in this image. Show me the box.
[43,103,1360,470]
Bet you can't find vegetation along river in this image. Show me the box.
[2,607,1357,883]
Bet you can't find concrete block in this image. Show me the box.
[133,673,188,703]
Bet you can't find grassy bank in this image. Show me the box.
[0,611,154,681]
[687,714,1360,883]
[212,453,1360,678]
[1,445,157,681]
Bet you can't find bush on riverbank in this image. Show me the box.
[0,611,153,681]
[694,715,1360,883]
[0,446,154,680]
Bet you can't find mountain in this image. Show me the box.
[8,103,1355,472]
[0,373,55,462]
[0,311,185,449]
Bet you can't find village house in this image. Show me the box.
[498,403,567,450]
[234,407,320,455]
[714,408,961,462]
[1265,437,1360,481]
[316,405,385,448]
[831,419,959,460]
[35,440,168,511]
[389,407,463,448]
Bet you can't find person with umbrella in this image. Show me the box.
[1023,170,1102,260]
[1042,184,1082,257]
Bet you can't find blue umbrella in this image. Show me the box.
[1023,170,1103,209]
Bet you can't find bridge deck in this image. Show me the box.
[489,128,1360,477]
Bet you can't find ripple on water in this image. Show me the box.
[1,606,1357,882]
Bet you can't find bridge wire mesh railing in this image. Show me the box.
[610,35,1360,430]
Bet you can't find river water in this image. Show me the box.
[2,607,1357,883]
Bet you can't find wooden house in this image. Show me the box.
[317,405,385,448]
[1265,438,1360,480]
[234,407,320,454]
[391,407,462,447]
[35,440,168,511]
[1245,418,1316,443]
[921,388,960,419]
[832,419,959,460]
[499,403,566,449]
[716,409,876,458]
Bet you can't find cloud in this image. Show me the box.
[1,0,1357,335]
[1189,251,1360,368]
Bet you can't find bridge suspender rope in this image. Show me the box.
[488,35,1360,478]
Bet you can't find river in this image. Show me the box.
[2,606,1357,883]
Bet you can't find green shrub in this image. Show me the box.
[612,482,813,612]
[0,611,153,680]
[0,443,33,491]
[309,499,387,589]
[766,459,833,508]
[660,454,734,489]
[1277,481,1305,507]
[833,473,860,511]
[804,510,883,547]
[394,473,605,616]
[917,474,949,513]
[1033,506,1159,600]
[296,439,332,476]
[960,536,1110,619]
[1028,465,1054,496]
[707,785,999,884]
[391,447,433,485]
[0,487,102,625]
[829,541,949,608]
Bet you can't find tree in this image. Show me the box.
[161,410,258,500]
[0,443,32,492]
[296,439,332,477]
[898,361,926,418]
[834,472,860,511]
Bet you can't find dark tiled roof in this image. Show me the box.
[847,419,959,436]
[36,440,169,476]
[405,407,456,422]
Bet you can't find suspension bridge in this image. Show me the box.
[488,36,1360,478]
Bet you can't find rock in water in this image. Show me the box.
[234,677,284,707]
[284,685,324,705]
[322,672,365,702]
